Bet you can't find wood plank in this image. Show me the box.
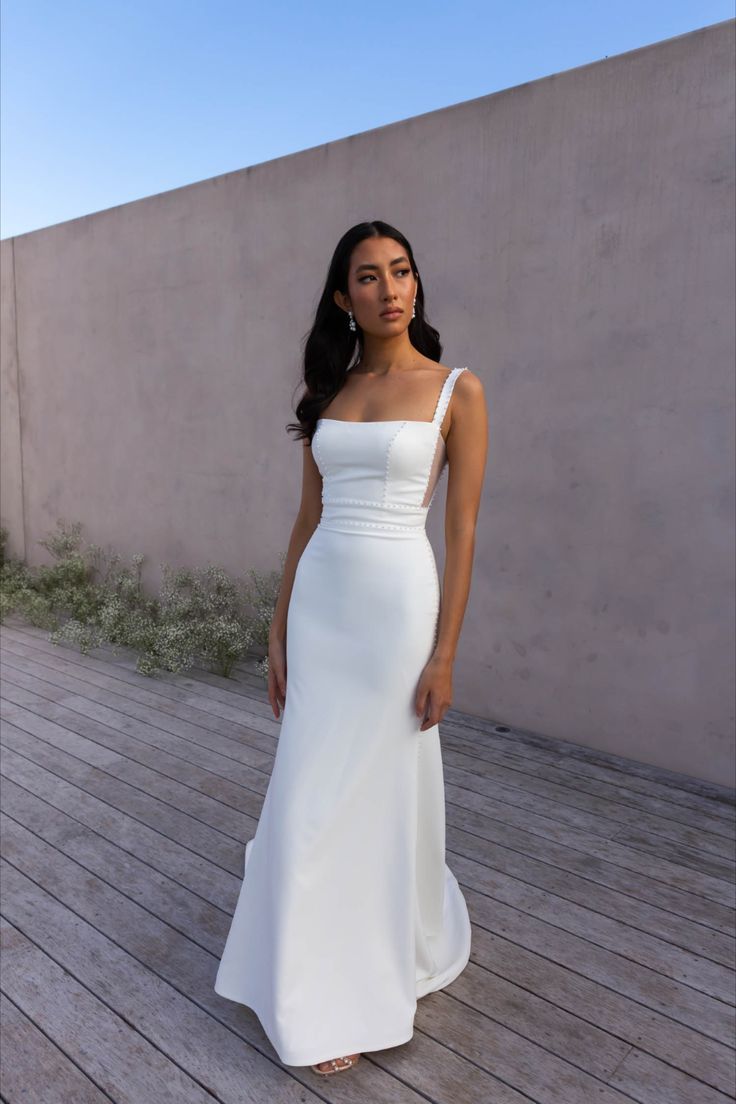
[608,1045,733,1104]
[5,772,692,1099]
[0,918,220,1104]
[462,926,735,1095]
[0,633,279,753]
[0,740,248,910]
[445,760,736,885]
[0,811,560,1103]
[2,621,734,1104]
[6,620,734,815]
[4,701,733,992]
[0,671,271,810]
[0,669,273,808]
[444,821,734,1002]
[6,770,726,1099]
[1,871,359,1103]
[440,735,736,826]
[9,623,733,836]
[4,650,732,925]
[444,780,736,925]
[0,642,276,764]
[0,777,524,1104]
[3,731,733,1051]
[427,961,632,1079]
[437,697,736,806]
[0,781,626,1089]
[0,993,111,1104]
[0,726,249,874]
[103,627,736,816]
[4,671,732,958]
[444,806,736,964]
[608,826,736,884]
[0,653,275,777]
[6,777,717,1104]
[443,745,736,860]
[2,697,732,1024]
[5,631,732,869]
[390,984,639,1104]
[457,860,735,1044]
[5,653,732,914]
[441,727,736,842]
[138,638,736,811]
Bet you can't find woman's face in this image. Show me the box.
[336,236,417,333]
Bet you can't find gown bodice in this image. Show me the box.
[312,366,468,535]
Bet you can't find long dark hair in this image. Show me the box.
[286,220,442,443]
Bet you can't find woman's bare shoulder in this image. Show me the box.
[447,368,486,427]
[455,366,484,389]
[455,367,485,402]
[425,359,482,386]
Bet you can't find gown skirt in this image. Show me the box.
[213,367,472,1066]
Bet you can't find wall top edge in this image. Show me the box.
[2,18,732,245]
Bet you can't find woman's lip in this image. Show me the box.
[380,310,402,318]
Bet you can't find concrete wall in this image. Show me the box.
[1,21,734,785]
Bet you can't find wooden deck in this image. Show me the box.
[1,617,734,1104]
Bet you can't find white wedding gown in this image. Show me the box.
[214,366,472,1066]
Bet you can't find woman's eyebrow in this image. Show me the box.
[354,256,409,273]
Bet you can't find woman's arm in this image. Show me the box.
[436,370,488,661]
[268,438,323,717]
[416,371,488,729]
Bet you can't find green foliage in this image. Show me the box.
[0,525,61,628]
[242,552,286,650]
[0,519,282,680]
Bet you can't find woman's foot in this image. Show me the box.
[310,1053,360,1075]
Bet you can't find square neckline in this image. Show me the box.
[317,417,438,426]
[316,366,463,427]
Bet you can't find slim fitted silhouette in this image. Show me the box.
[214,365,472,1066]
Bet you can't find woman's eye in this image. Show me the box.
[358,269,410,283]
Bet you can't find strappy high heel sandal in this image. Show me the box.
[310,1054,361,1075]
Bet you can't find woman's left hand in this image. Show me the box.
[415,656,453,732]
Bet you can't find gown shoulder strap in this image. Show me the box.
[431,366,468,426]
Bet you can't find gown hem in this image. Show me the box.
[212,983,416,1066]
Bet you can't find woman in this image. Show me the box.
[214,220,488,1076]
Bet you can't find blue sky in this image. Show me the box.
[1,1,733,239]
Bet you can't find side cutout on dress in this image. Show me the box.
[421,435,447,507]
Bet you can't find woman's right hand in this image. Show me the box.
[268,633,287,719]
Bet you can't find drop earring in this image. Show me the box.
[412,297,417,319]
[348,309,356,332]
